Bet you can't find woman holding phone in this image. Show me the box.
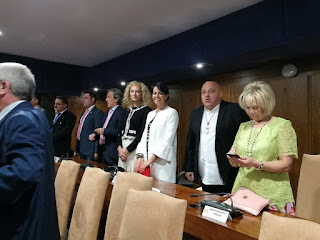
[227,81,298,215]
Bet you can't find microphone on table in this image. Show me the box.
[190,192,229,197]
[191,192,242,219]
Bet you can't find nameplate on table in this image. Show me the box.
[202,205,230,223]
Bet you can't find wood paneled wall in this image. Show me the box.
[45,59,320,199]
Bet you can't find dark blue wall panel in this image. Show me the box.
[0,53,87,95]
[86,27,203,89]
[3,0,320,93]
[86,0,289,89]
[284,0,320,39]
[203,0,284,61]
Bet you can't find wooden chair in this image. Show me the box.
[68,167,110,240]
[104,172,153,240]
[118,189,187,240]
[259,212,320,240]
[55,160,80,240]
[296,154,320,222]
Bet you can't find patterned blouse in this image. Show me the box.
[232,117,298,210]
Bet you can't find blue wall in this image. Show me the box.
[2,0,320,94]
[85,0,320,89]
[0,53,88,95]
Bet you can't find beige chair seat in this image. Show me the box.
[296,154,320,223]
[55,160,80,240]
[259,211,320,240]
[68,167,110,240]
[104,172,153,240]
[118,189,187,240]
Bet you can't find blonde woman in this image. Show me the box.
[227,81,298,215]
[117,81,152,172]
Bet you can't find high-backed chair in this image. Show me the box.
[68,167,110,240]
[259,212,320,240]
[55,160,80,240]
[118,189,187,240]
[296,154,320,222]
[104,172,153,240]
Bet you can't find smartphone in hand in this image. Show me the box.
[226,153,240,158]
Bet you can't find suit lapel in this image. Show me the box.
[195,107,204,137]
[53,111,67,128]
[106,106,119,127]
[216,100,226,136]
[83,106,95,128]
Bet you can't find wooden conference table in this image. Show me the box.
[55,157,295,240]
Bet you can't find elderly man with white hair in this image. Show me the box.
[0,62,59,239]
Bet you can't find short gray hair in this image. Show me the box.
[0,62,35,100]
[107,88,123,105]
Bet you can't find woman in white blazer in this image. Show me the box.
[135,82,179,183]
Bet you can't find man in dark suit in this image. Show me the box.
[48,96,76,157]
[75,91,104,161]
[183,81,249,193]
[0,62,59,239]
[89,88,124,165]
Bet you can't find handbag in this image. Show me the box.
[224,186,269,216]
[136,163,151,177]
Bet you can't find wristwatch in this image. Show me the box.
[256,161,263,170]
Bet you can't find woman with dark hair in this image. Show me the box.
[117,81,152,172]
[134,82,179,183]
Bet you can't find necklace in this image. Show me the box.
[246,116,271,156]
[204,107,218,134]
[123,105,146,137]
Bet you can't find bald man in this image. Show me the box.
[183,81,249,193]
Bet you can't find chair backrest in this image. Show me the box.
[104,172,153,240]
[296,154,320,222]
[68,167,110,240]
[259,212,320,240]
[118,189,187,240]
[55,160,80,240]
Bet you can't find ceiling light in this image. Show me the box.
[0,31,3,36]
[93,87,99,91]
[196,63,204,69]
[120,81,126,86]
